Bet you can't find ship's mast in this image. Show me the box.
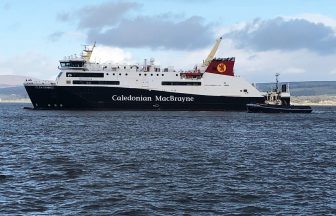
[275,73,280,92]
[82,42,96,62]
[203,37,222,66]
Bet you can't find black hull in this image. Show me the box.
[247,104,312,113]
[24,85,265,111]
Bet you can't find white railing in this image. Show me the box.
[24,79,56,86]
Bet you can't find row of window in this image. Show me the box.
[162,82,201,86]
[106,66,171,72]
[66,72,104,78]
[107,73,176,77]
[66,72,181,78]
[73,80,120,85]
[60,61,84,68]
[71,80,201,86]
[139,73,170,77]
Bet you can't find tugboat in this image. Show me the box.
[246,74,312,113]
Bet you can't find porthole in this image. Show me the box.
[139,73,141,76]
[162,74,164,76]
[176,74,178,76]
[157,74,159,76]
[151,74,153,76]
[119,73,121,76]
[113,73,115,76]
[125,73,128,76]
[144,73,147,76]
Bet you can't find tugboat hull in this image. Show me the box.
[247,104,312,113]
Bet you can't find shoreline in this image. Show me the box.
[291,103,336,106]
[1,100,336,106]
[291,96,336,106]
[0,100,31,103]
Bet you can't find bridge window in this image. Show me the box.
[66,72,104,78]
[60,61,84,67]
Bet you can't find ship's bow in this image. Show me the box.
[24,80,58,109]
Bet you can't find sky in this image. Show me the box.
[1,0,336,82]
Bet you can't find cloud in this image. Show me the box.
[208,38,336,82]
[78,1,141,29]
[90,45,132,63]
[58,1,141,29]
[329,68,336,75]
[57,12,71,22]
[48,31,65,42]
[48,31,86,42]
[87,15,213,50]
[287,13,336,30]
[224,17,336,54]
[283,67,306,75]
[58,2,213,50]
[2,2,10,10]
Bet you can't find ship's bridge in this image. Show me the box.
[59,59,86,71]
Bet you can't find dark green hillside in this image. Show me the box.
[256,81,336,96]
[0,86,28,100]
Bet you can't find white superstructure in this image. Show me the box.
[24,38,265,111]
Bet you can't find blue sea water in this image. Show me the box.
[0,103,336,215]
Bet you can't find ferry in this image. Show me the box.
[24,38,266,110]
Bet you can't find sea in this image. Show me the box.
[0,103,335,215]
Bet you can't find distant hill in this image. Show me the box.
[0,86,28,100]
[0,75,33,88]
[0,75,36,101]
[256,81,336,96]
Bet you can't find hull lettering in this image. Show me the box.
[112,95,194,102]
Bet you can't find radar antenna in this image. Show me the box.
[82,41,96,62]
[203,37,222,66]
[275,73,280,92]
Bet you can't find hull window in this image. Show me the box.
[162,81,201,86]
[66,72,104,78]
[73,80,120,85]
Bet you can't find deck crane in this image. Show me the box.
[203,37,222,66]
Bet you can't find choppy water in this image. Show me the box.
[0,103,336,215]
